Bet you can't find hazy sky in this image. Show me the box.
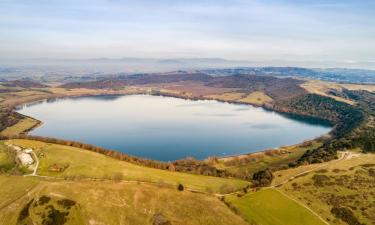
[0,0,374,63]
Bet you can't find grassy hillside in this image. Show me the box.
[225,188,327,225]
[6,139,249,194]
[279,152,375,225]
[0,176,248,225]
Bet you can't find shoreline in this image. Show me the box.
[11,90,333,162]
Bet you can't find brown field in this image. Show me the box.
[238,91,273,105]
[0,176,248,225]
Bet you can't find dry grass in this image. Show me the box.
[0,176,248,225]
[238,91,273,105]
[145,81,239,97]
[300,80,354,104]
[205,92,245,101]
[278,152,375,225]
[301,79,375,105]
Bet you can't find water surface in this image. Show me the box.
[18,95,331,161]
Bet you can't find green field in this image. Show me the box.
[225,188,327,225]
[6,139,249,194]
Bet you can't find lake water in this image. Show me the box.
[17,95,331,161]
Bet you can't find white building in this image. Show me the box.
[24,148,33,154]
[13,146,22,152]
[17,153,34,166]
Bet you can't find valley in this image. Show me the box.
[0,72,374,225]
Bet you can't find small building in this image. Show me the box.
[17,153,34,166]
[13,146,22,152]
[24,148,33,154]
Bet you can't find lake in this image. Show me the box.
[17,95,331,161]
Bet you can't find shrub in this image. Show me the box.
[152,213,171,225]
[17,199,33,222]
[331,207,364,225]
[111,172,124,181]
[57,198,76,209]
[38,196,51,206]
[177,183,184,191]
[368,168,375,177]
[312,174,330,186]
[252,169,274,187]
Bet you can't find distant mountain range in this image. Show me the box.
[200,67,375,84]
[0,58,375,84]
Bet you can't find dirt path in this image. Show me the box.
[30,151,39,176]
[267,151,356,225]
[271,151,350,188]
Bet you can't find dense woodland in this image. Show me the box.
[291,92,375,165]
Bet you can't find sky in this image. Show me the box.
[0,0,374,65]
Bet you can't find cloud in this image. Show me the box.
[0,0,374,63]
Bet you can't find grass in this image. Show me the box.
[6,139,249,194]
[300,80,354,104]
[239,91,273,105]
[0,143,9,164]
[0,176,40,211]
[206,92,245,101]
[271,155,332,186]
[278,152,375,224]
[225,188,326,225]
[0,117,39,137]
[0,176,248,225]
[0,142,15,173]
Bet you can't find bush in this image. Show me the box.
[111,172,124,182]
[331,207,364,225]
[152,213,171,225]
[312,174,330,186]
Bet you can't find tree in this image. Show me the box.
[252,169,274,187]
